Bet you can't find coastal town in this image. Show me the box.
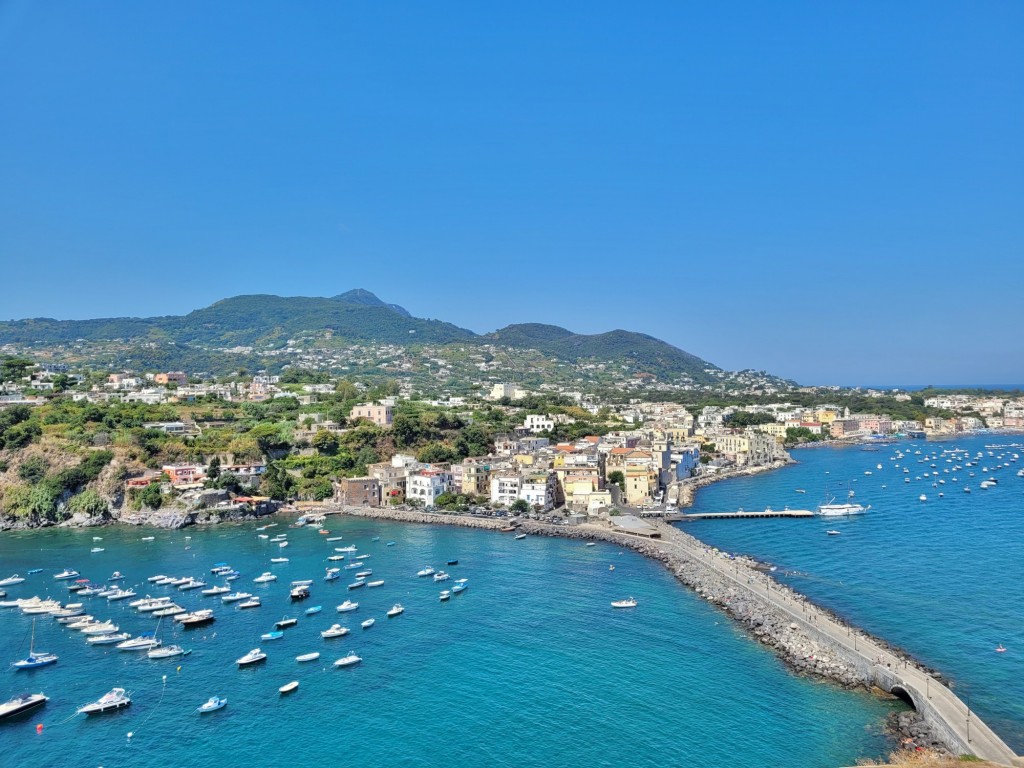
[2,357,1021,529]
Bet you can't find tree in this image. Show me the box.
[207,456,221,479]
[608,470,625,492]
[417,443,459,464]
[0,357,34,383]
[135,482,163,510]
[312,430,340,456]
[510,499,530,515]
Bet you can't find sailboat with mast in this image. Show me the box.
[12,619,59,669]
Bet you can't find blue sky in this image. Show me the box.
[1,2,1021,385]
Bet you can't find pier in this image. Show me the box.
[669,509,815,521]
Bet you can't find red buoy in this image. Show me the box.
[36,723,43,733]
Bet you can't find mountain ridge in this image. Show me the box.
[0,290,723,383]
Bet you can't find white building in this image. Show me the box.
[406,470,452,507]
[490,471,523,507]
[519,473,557,511]
[523,414,555,434]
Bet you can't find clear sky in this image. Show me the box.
[1,2,1021,386]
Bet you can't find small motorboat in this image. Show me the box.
[279,681,299,695]
[451,583,467,595]
[222,591,252,603]
[141,536,155,541]
[197,696,227,713]
[321,624,349,639]
[326,536,344,542]
[386,541,396,547]
[116,634,161,651]
[290,579,314,587]
[585,542,596,548]
[90,548,104,554]
[439,590,451,601]
[238,597,261,609]
[304,605,322,616]
[514,534,527,540]
[446,559,459,565]
[86,632,131,645]
[0,575,25,587]
[826,530,841,536]
[355,554,371,561]
[416,567,435,578]
[54,569,80,580]
[77,687,131,715]
[178,610,216,628]
[81,621,119,635]
[355,570,372,578]
[367,580,384,588]
[361,618,374,629]
[371,536,380,541]
[201,585,231,597]
[433,571,449,582]
[0,692,48,720]
[254,572,277,583]
[296,652,320,663]
[347,581,366,590]
[337,601,359,613]
[289,586,310,601]
[275,617,298,630]
[261,631,284,641]
[271,557,289,564]
[609,565,615,571]
[611,598,637,609]
[236,648,267,666]
[108,572,124,581]
[27,568,44,575]
[148,644,190,659]
[996,645,1007,653]
[327,556,346,562]
[334,653,362,668]
[386,604,404,618]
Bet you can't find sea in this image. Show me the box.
[685,432,1024,753]
[0,517,902,765]
[6,434,1022,768]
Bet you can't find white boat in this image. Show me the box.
[0,575,25,587]
[611,598,637,609]
[134,596,172,611]
[148,644,190,659]
[514,533,527,540]
[279,681,299,694]
[439,590,451,601]
[254,572,277,583]
[197,696,227,713]
[238,597,261,609]
[326,536,343,542]
[354,570,372,578]
[54,569,80,580]
[106,589,136,601]
[816,502,869,517]
[86,632,131,645]
[826,530,841,536]
[327,555,346,562]
[416,567,435,578]
[361,618,374,629]
[141,536,155,541]
[222,591,252,603]
[386,604,404,617]
[367,580,384,588]
[355,554,370,561]
[321,624,350,639]
[236,648,267,666]
[201,585,231,597]
[305,605,322,616]
[278,541,289,548]
[90,548,104,553]
[0,692,48,720]
[116,634,161,651]
[81,621,119,635]
[919,494,927,502]
[296,652,320,663]
[261,631,284,641]
[337,601,359,613]
[584,542,596,547]
[270,557,289,564]
[335,546,357,553]
[67,617,99,630]
[77,687,131,715]
[11,619,58,669]
[152,604,186,618]
[290,579,314,587]
[178,580,206,591]
[333,653,362,668]
[433,572,449,582]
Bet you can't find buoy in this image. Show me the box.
[162,675,167,682]
[36,723,43,733]
[127,731,134,739]
[177,666,182,673]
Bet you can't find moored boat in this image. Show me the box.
[336,600,358,612]
[333,653,362,668]
[611,597,637,609]
[197,696,227,713]
[321,624,349,639]
[236,648,267,666]
[275,617,298,629]
[0,692,48,720]
[296,652,320,663]
[386,604,404,617]
[77,687,131,715]
[279,681,299,694]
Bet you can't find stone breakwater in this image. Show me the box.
[335,504,953,755]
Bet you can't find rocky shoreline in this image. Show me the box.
[330,503,949,754]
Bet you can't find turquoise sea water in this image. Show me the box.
[685,433,1024,752]
[0,516,899,767]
